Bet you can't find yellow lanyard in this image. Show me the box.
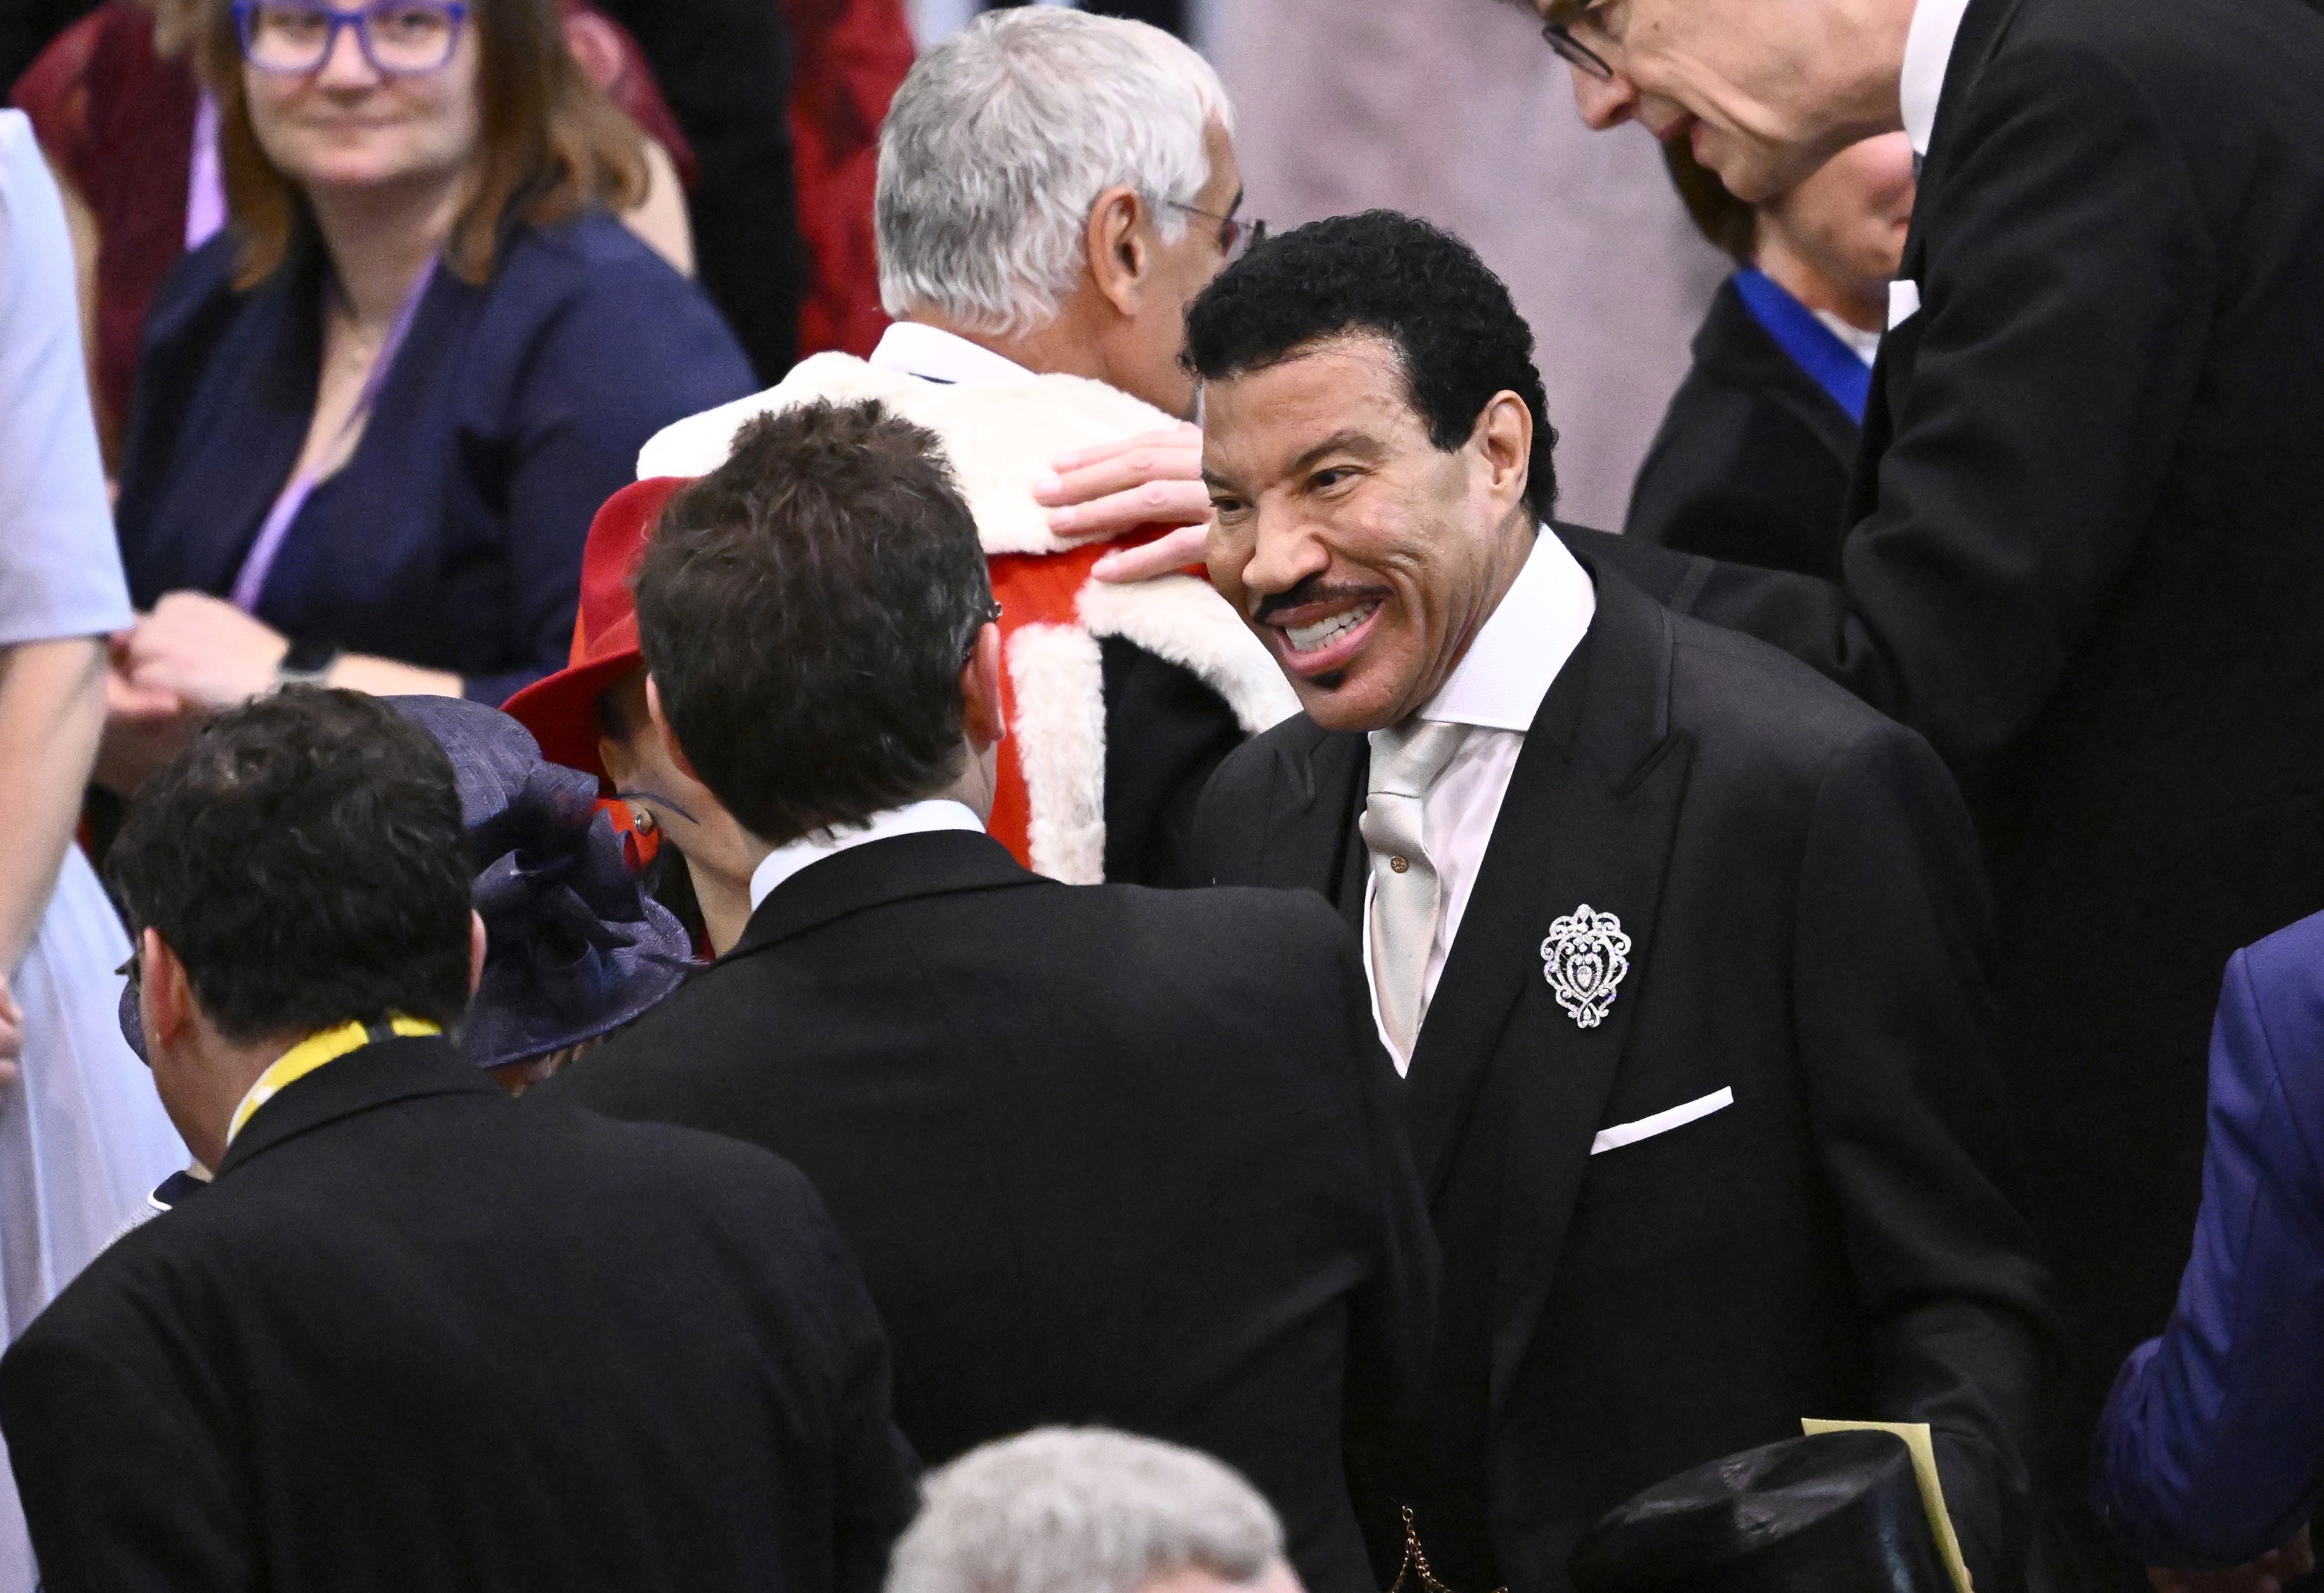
[227,1016,442,1144]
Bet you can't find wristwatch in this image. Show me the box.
[274,637,343,688]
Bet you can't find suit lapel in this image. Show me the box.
[185,261,325,599]
[1397,649,1589,1197]
[1867,0,2028,518]
[1252,725,1370,939]
[1900,0,2024,280]
[1481,568,1694,1418]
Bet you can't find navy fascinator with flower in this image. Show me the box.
[388,697,693,1070]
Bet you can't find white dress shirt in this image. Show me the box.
[867,322,1034,387]
[1901,0,1974,157]
[748,799,988,911]
[1362,530,1596,1072]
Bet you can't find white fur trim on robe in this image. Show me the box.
[1076,573,1297,736]
[1006,624,1108,885]
[639,353,1172,556]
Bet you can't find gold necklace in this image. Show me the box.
[1384,1507,1507,1593]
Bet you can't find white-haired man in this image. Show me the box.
[887,1429,1302,1593]
[637,8,1290,889]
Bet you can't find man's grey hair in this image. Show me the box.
[875,9,1235,338]
[885,1428,1288,1593]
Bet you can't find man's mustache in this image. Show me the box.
[1252,576,1392,626]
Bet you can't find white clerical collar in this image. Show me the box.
[868,322,1035,387]
[1900,0,1973,157]
[748,799,988,910]
[1408,527,1596,735]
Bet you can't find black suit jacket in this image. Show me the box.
[1192,552,2053,1593]
[546,832,1437,1593]
[1578,0,2324,1479]
[1100,635,1253,886]
[0,1036,918,1593]
[588,0,803,381]
[1624,275,1859,581]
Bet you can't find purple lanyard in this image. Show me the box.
[230,257,439,613]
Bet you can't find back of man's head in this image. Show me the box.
[634,399,994,845]
[106,688,474,1044]
[1184,209,1560,521]
[886,1428,1296,1593]
[877,6,1232,337]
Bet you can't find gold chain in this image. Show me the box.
[1384,1506,1507,1593]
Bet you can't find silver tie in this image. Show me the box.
[1359,719,1469,1065]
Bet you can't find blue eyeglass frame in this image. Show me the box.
[231,0,472,76]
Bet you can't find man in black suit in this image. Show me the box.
[1184,211,2052,1593]
[0,689,918,1593]
[1533,1,2324,1583]
[544,398,1436,1593]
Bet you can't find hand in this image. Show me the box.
[2151,1527,2315,1593]
[1033,424,1215,584]
[124,591,289,710]
[94,635,204,796]
[0,972,20,1088]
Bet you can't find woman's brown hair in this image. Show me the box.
[199,0,648,289]
[1662,136,1758,267]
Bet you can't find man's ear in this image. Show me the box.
[1471,390,1535,516]
[958,622,1007,754]
[142,927,196,1053]
[643,675,703,783]
[1082,185,1151,317]
[468,911,488,997]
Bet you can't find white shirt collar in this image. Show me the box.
[1409,528,1596,734]
[1900,0,1974,157]
[1812,308,1885,367]
[868,322,1034,387]
[748,799,988,910]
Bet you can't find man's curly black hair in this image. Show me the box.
[1184,210,1559,521]
[106,688,475,1044]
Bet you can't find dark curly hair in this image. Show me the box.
[1184,210,1560,520]
[106,689,475,1045]
[634,399,995,844]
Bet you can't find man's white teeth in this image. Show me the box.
[1284,603,1380,654]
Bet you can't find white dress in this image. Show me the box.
[0,110,190,1590]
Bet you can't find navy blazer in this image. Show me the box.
[115,211,756,704]
[2091,908,2324,1569]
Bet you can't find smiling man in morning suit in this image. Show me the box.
[1187,212,2054,1593]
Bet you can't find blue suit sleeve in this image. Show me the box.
[2091,933,2324,1567]
[463,243,754,706]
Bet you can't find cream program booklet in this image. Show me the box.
[1800,1418,1974,1593]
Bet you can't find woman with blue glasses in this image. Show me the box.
[98,0,755,794]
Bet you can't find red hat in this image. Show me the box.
[501,476,692,784]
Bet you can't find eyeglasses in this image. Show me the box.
[1540,3,1616,81]
[233,0,469,76]
[1169,202,1268,262]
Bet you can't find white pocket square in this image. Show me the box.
[1590,1087,1735,1156]
[1887,279,1922,329]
